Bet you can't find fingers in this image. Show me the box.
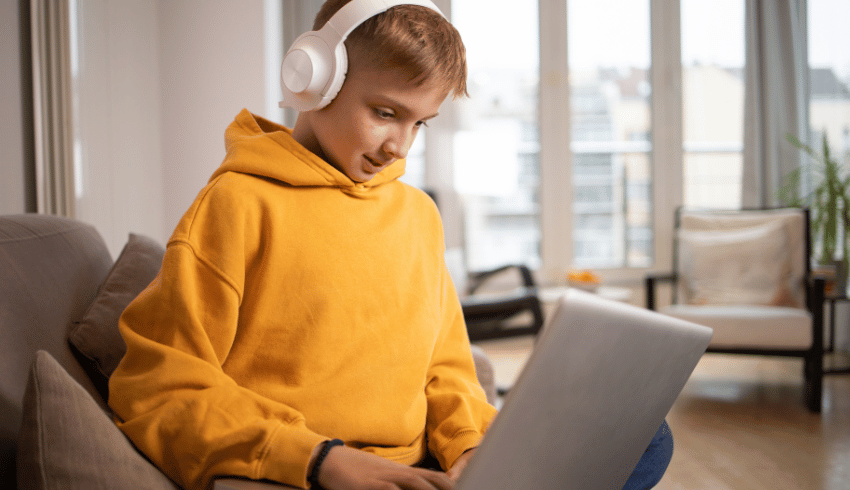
[371,466,453,490]
[445,448,475,482]
[411,468,454,490]
[317,445,454,490]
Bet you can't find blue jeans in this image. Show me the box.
[621,420,674,490]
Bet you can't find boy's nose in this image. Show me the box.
[382,128,412,160]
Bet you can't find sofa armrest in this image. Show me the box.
[470,345,497,405]
[214,479,298,489]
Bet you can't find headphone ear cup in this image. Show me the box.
[313,42,349,110]
[280,32,337,111]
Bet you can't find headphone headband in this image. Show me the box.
[323,0,444,45]
[279,0,444,112]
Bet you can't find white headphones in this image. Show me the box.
[279,0,444,112]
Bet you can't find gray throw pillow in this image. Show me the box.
[17,350,179,490]
[68,233,165,387]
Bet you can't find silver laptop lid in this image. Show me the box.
[457,288,712,490]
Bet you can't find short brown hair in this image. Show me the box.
[313,0,468,98]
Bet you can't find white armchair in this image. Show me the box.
[645,208,826,412]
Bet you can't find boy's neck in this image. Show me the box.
[291,113,323,160]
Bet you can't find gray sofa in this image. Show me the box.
[0,213,497,489]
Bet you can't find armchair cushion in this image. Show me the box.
[677,221,794,307]
[677,208,808,308]
[67,233,164,390]
[660,304,812,349]
[17,350,179,490]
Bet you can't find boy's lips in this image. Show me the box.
[365,155,391,168]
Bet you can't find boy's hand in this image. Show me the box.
[445,448,475,482]
[317,445,454,490]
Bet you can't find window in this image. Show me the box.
[399,131,426,188]
[807,0,850,256]
[444,0,683,280]
[681,0,745,209]
[568,0,652,268]
[807,0,850,157]
[451,0,541,271]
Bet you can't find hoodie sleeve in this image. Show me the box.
[108,184,326,490]
[424,262,499,470]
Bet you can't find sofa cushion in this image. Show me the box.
[17,350,179,490]
[68,233,164,393]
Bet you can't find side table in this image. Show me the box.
[824,293,850,375]
[538,286,635,320]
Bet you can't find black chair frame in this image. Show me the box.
[460,264,545,343]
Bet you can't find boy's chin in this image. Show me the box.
[346,164,381,183]
[346,173,374,184]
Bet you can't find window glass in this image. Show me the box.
[807,0,850,158]
[568,0,652,268]
[452,0,540,271]
[681,0,745,208]
[807,0,850,259]
[399,130,426,188]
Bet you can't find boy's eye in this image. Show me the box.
[375,108,394,119]
[415,120,429,128]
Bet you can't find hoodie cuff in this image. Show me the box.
[258,424,329,489]
[438,429,484,471]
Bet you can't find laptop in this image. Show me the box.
[215,288,712,490]
[454,288,713,489]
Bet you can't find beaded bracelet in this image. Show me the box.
[308,439,344,489]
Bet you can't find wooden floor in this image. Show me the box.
[477,338,850,490]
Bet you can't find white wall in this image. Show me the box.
[15,0,459,254]
[1,0,28,214]
[73,0,165,257]
[158,0,280,235]
[68,0,281,256]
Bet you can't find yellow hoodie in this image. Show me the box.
[108,110,497,490]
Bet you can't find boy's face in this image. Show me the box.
[293,63,448,183]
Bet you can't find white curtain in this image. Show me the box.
[742,0,809,207]
[29,0,74,217]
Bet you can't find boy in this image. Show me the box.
[109,1,494,489]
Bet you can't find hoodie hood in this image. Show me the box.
[210,109,406,189]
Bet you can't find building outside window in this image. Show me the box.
[808,0,850,158]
